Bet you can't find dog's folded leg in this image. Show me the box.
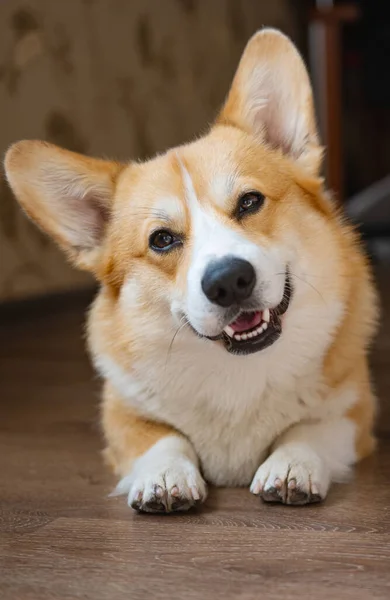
[250,407,373,506]
[102,383,207,513]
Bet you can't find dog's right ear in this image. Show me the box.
[4,141,123,272]
[218,29,322,176]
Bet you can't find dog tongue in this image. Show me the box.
[229,311,262,333]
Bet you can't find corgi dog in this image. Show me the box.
[5,29,377,512]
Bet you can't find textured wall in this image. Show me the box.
[0,0,298,301]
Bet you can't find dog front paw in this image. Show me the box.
[114,457,207,513]
[250,449,330,505]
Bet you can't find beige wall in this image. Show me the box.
[0,0,298,301]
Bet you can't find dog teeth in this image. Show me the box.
[224,325,235,338]
[228,316,271,342]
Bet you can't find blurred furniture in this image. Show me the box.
[309,1,359,201]
[309,0,390,261]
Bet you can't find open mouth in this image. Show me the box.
[220,272,292,355]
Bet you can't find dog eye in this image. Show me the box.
[237,191,265,218]
[149,229,181,252]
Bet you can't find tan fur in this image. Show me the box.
[4,140,123,272]
[102,382,178,477]
[218,30,323,175]
[4,29,378,507]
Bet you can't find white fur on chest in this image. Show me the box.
[94,318,346,486]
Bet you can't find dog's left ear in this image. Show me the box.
[218,28,322,176]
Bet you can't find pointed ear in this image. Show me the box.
[4,140,123,271]
[218,29,322,176]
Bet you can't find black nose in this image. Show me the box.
[201,256,256,307]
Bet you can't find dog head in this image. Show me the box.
[5,30,334,357]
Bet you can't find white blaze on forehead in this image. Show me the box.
[178,159,223,250]
[177,155,260,258]
[177,156,200,212]
[176,156,226,239]
[177,156,216,243]
[177,155,236,211]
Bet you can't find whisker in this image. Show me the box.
[165,316,190,368]
[275,271,326,304]
[275,271,364,281]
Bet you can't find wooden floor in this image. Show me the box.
[1,275,390,600]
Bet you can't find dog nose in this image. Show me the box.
[201,257,256,307]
